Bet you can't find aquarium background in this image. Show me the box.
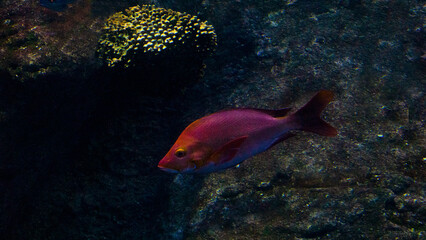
[0,0,424,239]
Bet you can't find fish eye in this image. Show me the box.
[174,148,186,158]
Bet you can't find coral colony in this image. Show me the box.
[97,5,217,68]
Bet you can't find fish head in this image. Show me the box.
[158,136,212,173]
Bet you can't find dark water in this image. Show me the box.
[40,0,76,11]
[0,0,424,239]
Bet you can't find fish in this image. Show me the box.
[158,90,338,174]
[40,0,76,11]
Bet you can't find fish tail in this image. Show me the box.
[292,90,338,137]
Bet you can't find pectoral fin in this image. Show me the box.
[211,136,248,165]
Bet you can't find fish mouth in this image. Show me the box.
[158,165,179,173]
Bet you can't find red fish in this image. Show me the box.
[158,90,337,173]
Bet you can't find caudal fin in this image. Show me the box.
[293,90,338,137]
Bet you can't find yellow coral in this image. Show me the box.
[97,5,217,68]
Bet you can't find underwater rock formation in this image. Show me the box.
[96,5,217,93]
[97,5,217,68]
[0,0,101,81]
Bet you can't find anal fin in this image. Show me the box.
[266,133,296,150]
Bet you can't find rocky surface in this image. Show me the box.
[0,0,424,239]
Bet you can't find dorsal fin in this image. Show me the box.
[243,107,292,118]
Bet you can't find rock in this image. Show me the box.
[0,0,424,239]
